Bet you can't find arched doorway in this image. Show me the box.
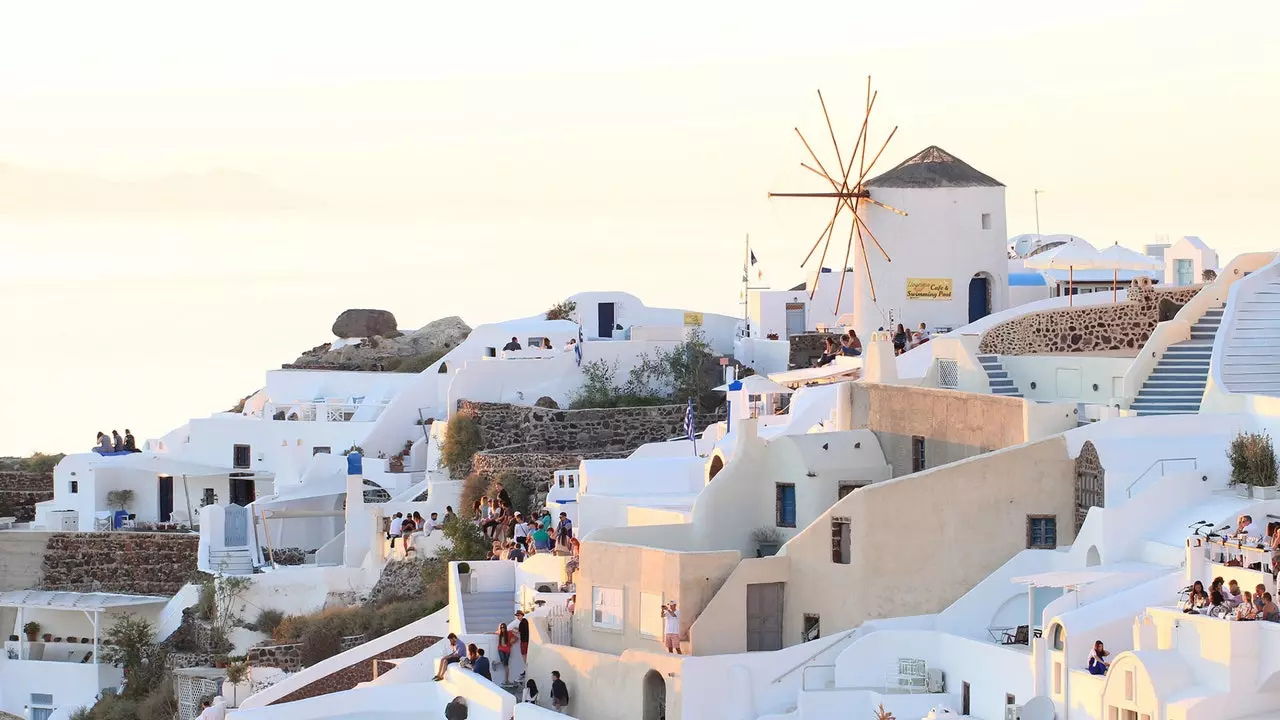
[708,455,725,483]
[643,669,666,720]
[969,273,993,323]
[1086,545,1101,567]
[1074,441,1105,533]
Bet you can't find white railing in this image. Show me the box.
[263,400,389,423]
[1125,457,1199,498]
[1212,254,1280,395]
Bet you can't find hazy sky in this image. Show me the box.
[2,0,1278,454]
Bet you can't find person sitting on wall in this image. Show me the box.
[917,322,931,344]
[1237,591,1258,620]
[1208,590,1232,619]
[503,336,522,352]
[444,696,468,720]
[111,430,124,452]
[815,338,837,367]
[444,506,457,522]
[124,429,139,452]
[1087,641,1109,675]
[892,323,909,355]
[1181,580,1209,612]
[387,512,404,549]
[564,338,577,353]
[844,330,863,356]
[92,432,112,454]
[432,634,463,680]
[400,514,417,552]
[541,338,553,350]
[1262,593,1280,622]
[506,540,525,562]
[1225,579,1245,608]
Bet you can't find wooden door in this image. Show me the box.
[746,582,784,651]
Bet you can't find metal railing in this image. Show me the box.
[1126,457,1199,498]
[770,627,860,684]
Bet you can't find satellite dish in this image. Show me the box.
[1021,696,1056,720]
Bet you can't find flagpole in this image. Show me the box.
[743,233,750,333]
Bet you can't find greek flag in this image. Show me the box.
[575,324,583,367]
[684,398,696,444]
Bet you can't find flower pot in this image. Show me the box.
[41,634,52,642]
[1257,485,1279,500]
[24,633,36,642]
[8,636,17,642]
[758,543,780,557]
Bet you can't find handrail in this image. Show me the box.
[770,627,860,684]
[1126,457,1199,498]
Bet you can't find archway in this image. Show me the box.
[643,669,667,720]
[708,455,725,483]
[969,272,994,323]
[1086,545,1101,567]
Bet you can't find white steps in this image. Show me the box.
[208,547,254,575]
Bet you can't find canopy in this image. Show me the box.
[1097,243,1163,272]
[714,374,793,395]
[1022,239,1105,306]
[769,362,863,389]
[0,590,169,611]
[1011,561,1167,588]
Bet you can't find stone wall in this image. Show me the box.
[0,470,54,522]
[789,332,840,369]
[269,635,440,704]
[40,532,199,595]
[247,634,370,673]
[978,278,1203,355]
[459,400,724,455]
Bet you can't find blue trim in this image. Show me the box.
[1008,272,1047,287]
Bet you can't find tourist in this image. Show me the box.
[892,324,909,355]
[542,338,553,350]
[566,594,576,614]
[556,512,573,552]
[1256,584,1268,613]
[917,322,931,344]
[1237,591,1258,620]
[1087,640,1109,675]
[387,512,404,549]
[424,512,441,535]
[845,330,862,356]
[1235,514,1257,539]
[400,514,417,552]
[503,336,522,352]
[1226,579,1244,608]
[459,643,478,671]
[444,506,457,522]
[496,622,519,684]
[123,429,139,452]
[550,670,570,714]
[1263,593,1280,622]
[1181,581,1209,612]
[508,540,526,562]
[531,522,552,553]
[563,338,576,353]
[473,647,492,681]
[522,679,540,705]
[1269,526,1280,576]
[195,699,215,720]
[93,432,112,454]
[444,696,468,720]
[433,633,463,680]
[816,338,837,368]
[513,512,530,549]
[1208,590,1232,619]
[111,429,123,452]
[565,537,581,583]
[662,600,682,654]
[516,610,531,676]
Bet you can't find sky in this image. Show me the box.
[1,0,1278,454]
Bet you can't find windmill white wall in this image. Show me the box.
[854,146,1009,343]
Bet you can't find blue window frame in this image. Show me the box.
[776,484,796,527]
[1028,516,1057,549]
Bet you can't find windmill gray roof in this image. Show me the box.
[864,145,1004,189]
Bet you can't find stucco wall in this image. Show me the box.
[528,626,686,720]
[777,435,1076,644]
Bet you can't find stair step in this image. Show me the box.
[985,370,1008,379]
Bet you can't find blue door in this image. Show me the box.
[968,276,989,323]
[598,302,615,338]
[224,504,249,547]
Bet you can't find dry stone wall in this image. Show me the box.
[978,279,1203,355]
[247,634,367,673]
[40,532,199,596]
[0,470,54,522]
[268,635,440,704]
[789,332,840,369]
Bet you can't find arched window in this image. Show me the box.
[1050,623,1065,651]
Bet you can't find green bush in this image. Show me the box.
[300,622,343,666]
[136,678,179,720]
[545,299,578,321]
[460,472,489,519]
[255,608,285,637]
[1228,431,1278,488]
[440,413,482,478]
[569,328,718,411]
[101,614,166,699]
[394,349,447,373]
[21,451,65,475]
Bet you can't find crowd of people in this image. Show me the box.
[434,609,572,713]
[91,429,140,455]
[473,494,578,571]
[815,322,932,367]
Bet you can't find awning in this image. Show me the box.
[1011,562,1167,588]
[769,361,863,389]
[0,590,169,611]
[96,453,272,479]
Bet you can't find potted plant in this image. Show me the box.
[1228,431,1279,499]
[389,455,405,473]
[214,655,230,669]
[7,635,17,642]
[22,622,39,642]
[457,562,473,593]
[766,333,780,340]
[224,661,250,704]
[753,527,784,557]
[41,633,52,643]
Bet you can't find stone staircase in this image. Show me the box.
[208,547,254,576]
[1130,306,1222,416]
[461,591,515,634]
[977,354,1023,398]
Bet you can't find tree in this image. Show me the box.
[100,614,166,699]
[545,299,578,321]
[106,489,135,512]
[21,452,64,475]
[1202,269,1218,282]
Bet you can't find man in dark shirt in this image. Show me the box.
[502,336,522,351]
[473,647,492,680]
[551,670,570,713]
[516,610,531,676]
[123,429,139,452]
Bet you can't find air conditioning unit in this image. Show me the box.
[926,668,945,693]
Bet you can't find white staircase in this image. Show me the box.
[208,547,254,576]
[461,591,515,634]
[1129,306,1222,416]
[977,355,1023,398]
[1218,275,1280,394]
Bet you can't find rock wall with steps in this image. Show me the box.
[978,279,1203,355]
[39,532,199,595]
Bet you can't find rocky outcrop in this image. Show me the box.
[289,316,472,372]
[40,532,199,595]
[368,557,428,605]
[332,309,399,339]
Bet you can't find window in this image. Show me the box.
[981,213,992,230]
[831,519,851,564]
[485,347,497,358]
[639,592,663,639]
[592,586,623,631]
[1006,694,1016,707]
[802,614,820,642]
[1119,710,1138,720]
[69,480,78,494]
[1053,661,1063,695]
[1124,670,1135,700]
[30,694,54,720]
[313,446,331,455]
[232,444,251,469]
[838,483,859,500]
[911,436,926,472]
[1175,258,1194,285]
[1050,623,1064,650]
[775,484,796,527]
[1027,515,1058,549]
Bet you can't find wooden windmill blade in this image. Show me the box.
[767,75,907,309]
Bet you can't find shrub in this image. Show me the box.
[1228,431,1278,488]
[394,349,447,373]
[255,609,285,637]
[21,451,65,475]
[460,472,489,519]
[545,299,578,321]
[492,470,532,515]
[569,329,719,411]
[299,622,343,666]
[272,614,312,643]
[136,677,179,720]
[440,412,482,478]
[100,614,166,700]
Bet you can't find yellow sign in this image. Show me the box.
[683,311,704,326]
[906,278,953,300]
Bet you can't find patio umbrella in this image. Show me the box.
[1097,243,1163,301]
[1023,239,1105,306]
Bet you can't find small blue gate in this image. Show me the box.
[224,504,249,547]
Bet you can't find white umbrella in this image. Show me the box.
[1023,239,1105,306]
[714,374,793,395]
[1097,243,1163,301]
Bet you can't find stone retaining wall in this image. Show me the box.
[458,400,723,455]
[40,532,199,596]
[268,635,440,704]
[789,332,840,369]
[978,279,1203,355]
[247,634,368,673]
[0,471,54,522]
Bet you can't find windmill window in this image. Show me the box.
[981,213,992,230]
